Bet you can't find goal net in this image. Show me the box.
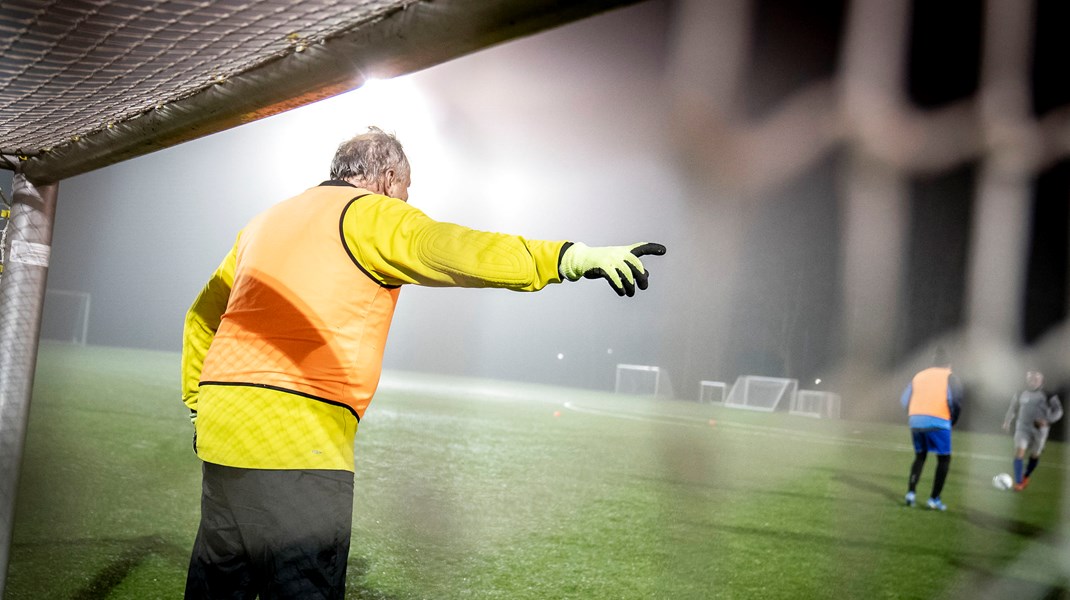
[790,390,842,419]
[614,364,674,399]
[699,380,727,404]
[40,289,91,345]
[724,376,798,412]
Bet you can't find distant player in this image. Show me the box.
[901,348,963,511]
[1002,369,1063,491]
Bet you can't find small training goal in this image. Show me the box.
[41,289,91,345]
[698,380,727,404]
[614,363,675,399]
[790,389,842,419]
[724,376,798,412]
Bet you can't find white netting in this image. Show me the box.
[724,376,798,412]
[667,0,1070,414]
[790,390,842,419]
[615,364,675,399]
[699,380,727,404]
[0,0,411,157]
[40,289,91,346]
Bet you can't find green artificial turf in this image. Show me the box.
[5,343,1066,598]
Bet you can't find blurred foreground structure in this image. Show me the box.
[664,4,1067,595]
[663,0,1067,422]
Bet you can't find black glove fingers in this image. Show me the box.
[625,260,649,291]
[635,267,650,291]
[584,267,624,296]
[618,268,635,297]
[573,244,664,297]
[630,242,667,258]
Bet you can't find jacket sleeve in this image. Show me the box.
[341,195,566,291]
[1004,394,1020,428]
[1048,394,1064,424]
[900,383,913,411]
[181,237,238,412]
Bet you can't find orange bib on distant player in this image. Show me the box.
[199,185,400,420]
[908,367,952,420]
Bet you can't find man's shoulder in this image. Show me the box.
[267,184,391,215]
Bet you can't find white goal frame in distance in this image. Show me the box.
[790,389,842,419]
[615,363,673,398]
[41,289,91,346]
[699,380,727,404]
[724,375,798,412]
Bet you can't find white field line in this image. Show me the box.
[562,401,1068,471]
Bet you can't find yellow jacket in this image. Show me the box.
[182,181,565,471]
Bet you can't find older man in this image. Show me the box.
[181,126,665,598]
[1003,369,1063,491]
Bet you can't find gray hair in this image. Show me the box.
[330,126,409,183]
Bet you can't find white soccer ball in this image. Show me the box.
[992,473,1013,490]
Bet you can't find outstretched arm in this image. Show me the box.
[342,195,665,296]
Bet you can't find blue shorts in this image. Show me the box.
[911,429,951,455]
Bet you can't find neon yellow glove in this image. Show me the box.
[558,242,666,297]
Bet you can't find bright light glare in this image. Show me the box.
[259,75,455,203]
[457,164,541,230]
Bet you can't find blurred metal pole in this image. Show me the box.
[839,0,911,373]
[664,0,752,392]
[966,0,1036,344]
[967,173,1031,342]
[839,154,907,369]
[0,173,57,595]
